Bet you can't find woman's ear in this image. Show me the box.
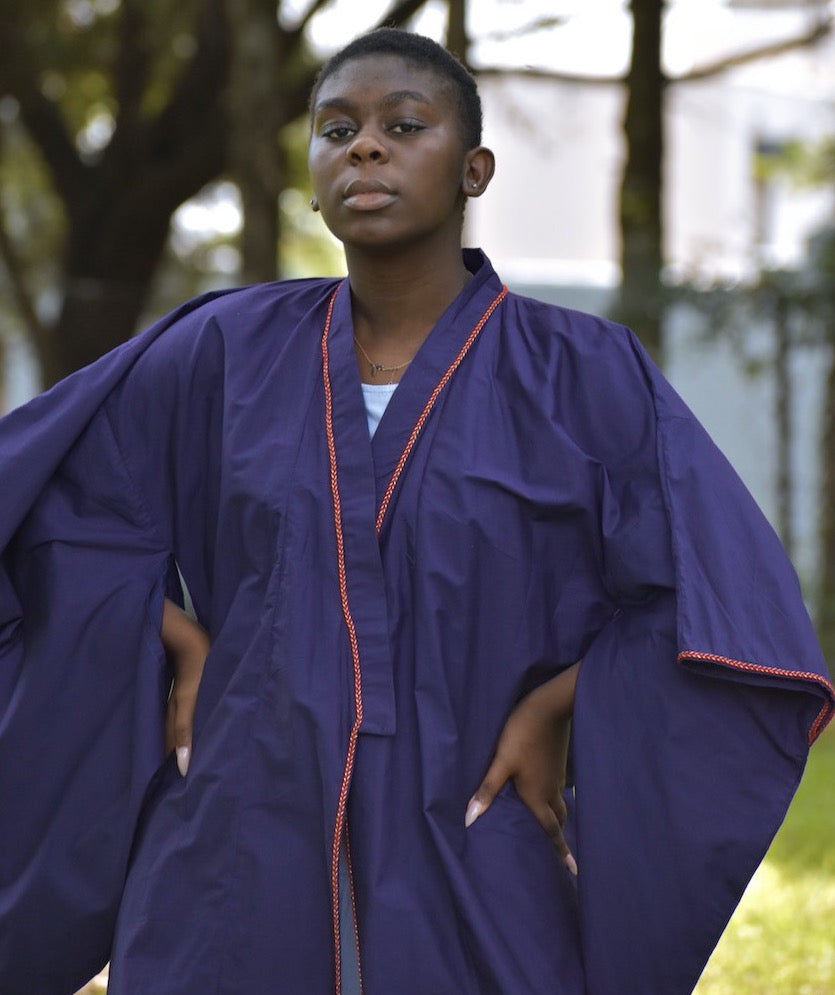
[462,146,496,198]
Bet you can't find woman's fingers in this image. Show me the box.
[465,752,512,827]
[164,648,207,777]
[531,800,578,875]
[166,670,201,776]
[466,772,579,875]
[161,599,210,778]
[173,693,194,777]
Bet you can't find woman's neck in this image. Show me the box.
[345,242,471,347]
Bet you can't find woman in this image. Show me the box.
[1,28,831,995]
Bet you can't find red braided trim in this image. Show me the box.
[679,650,834,744]
[375,285,509,535]
[322,284,365,995]
[321,280,509,991]
[345,824,364,992]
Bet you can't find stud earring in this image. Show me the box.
[310,197,320,212]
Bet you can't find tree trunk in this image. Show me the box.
[446,0,469,66]
[226,0,289,284]
[615,0,666,364]
[46,130,228,382]
[773,294,794,559]
[50,212,173,381]
[815,229,835,671]
[817,346,835,669]
[10,0,231,385]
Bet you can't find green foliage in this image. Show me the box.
[754,136,835,189]
[0,111,64,361]
[0,115,65,262]
[279,116,345,278]
[13,0,205,142]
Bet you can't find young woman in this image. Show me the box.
[1,28,831,995]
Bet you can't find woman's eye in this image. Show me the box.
[390,122,424,135]
[321,125,354,140]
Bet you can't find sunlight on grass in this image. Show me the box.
[695,724,835,995]
[74,966,107,994]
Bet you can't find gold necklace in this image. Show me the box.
[353,335,413,380]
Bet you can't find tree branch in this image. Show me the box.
[0,194,52,371]
[475,64,624,86]
[475,13,832,88]
[0,6,86,203]
[480,16,568,44]
[143,0,231,206]
[287,0,336,40]
[20,91,87,203]
[113,0,152,127]
[376,0,436,30]
[675,16,832,83]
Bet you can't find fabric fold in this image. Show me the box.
[0,254,830,994]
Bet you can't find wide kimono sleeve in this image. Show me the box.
[0,292,229,993]
[571,327,833,995]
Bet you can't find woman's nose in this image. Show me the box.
[347,130,389,164]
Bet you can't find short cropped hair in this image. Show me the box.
[309,28,483,149]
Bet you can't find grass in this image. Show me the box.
[75,968,107,994]
[695,721,835,995]
[75,725,835,995]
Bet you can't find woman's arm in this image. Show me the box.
[161,598,211,776]
[466,660,581,875]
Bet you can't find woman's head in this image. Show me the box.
[307,29,494,257]
[310,28,482,151]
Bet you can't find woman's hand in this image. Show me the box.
[161,598,211,777]
[465,661,582,875]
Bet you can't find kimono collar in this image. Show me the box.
[325,249,507,497]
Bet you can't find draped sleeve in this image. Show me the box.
[571,328,833,994]
[0,290,230,992]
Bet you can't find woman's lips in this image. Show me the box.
[342,181,396,211]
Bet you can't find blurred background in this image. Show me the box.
[1,1,833,991]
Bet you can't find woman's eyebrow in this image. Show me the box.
[313,89,432,116]
[379,89,432,108]
[312,96,354,115]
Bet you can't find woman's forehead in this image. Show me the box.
[314,54,455,108]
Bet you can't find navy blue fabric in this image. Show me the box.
[0,251,830,994]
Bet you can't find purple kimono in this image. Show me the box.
[1,250,831,994]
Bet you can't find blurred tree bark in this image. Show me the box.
[615,0,666,363]
[819,358,835,661]
[613,1,829,365]
[225,0,291,285]
[813,229,835,668]
[446,0,469,65]
[1,0,231,383]
[0,0,431,385]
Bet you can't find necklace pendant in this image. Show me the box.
[370,362,385,374]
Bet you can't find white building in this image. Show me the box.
[465,2,835,583]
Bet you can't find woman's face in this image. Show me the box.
[308,54,480,254]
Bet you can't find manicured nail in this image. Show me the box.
[465,799,484,828]
[177,746,190,777]
[565,852,578,876]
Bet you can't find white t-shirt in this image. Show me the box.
[361,382,398,438]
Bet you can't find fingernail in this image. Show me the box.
[565,852,578,876]
[176,746,190,777]
[464,799,484,828]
